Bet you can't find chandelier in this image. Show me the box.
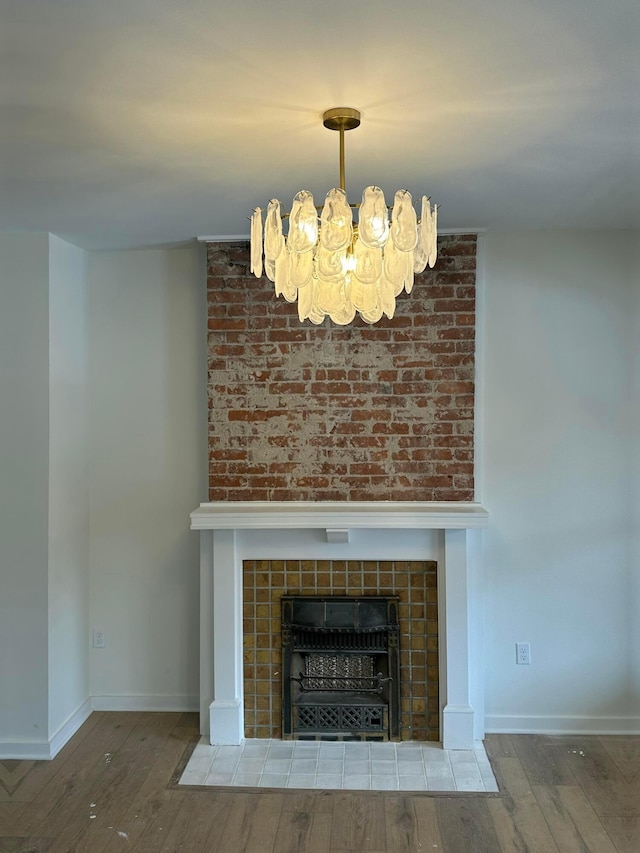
[249,107,438,325]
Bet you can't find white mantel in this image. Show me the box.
[191,501,489,531]
[191,501,489,750]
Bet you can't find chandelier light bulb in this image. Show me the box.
[342,253,357,275]
[250,107,438,325]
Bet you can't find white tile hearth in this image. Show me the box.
[179,738,499,793]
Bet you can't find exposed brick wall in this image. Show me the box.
[207,236,476,501]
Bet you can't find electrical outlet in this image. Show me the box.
[93,630,106,649]
[516,642,530,665]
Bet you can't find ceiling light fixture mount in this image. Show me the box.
[250,107,438,325]
[322,106,361,131]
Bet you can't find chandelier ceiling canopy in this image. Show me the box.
[250,108,438,325]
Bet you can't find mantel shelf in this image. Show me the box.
[190,501,489,531]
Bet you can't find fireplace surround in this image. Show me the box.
[191,500,488,750]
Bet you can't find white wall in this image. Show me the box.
[88,246,206,709]
[48,235,90,740]
[480,230,637,732]
[632,248,640,712]
[0,234,51,750]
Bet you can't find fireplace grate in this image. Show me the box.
[282,596,400,740]
[291,627,388,652]
[296,702,386,733]
[304,654,375,690]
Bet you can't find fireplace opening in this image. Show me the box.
[282,596,401,741]
[242,558,440,742]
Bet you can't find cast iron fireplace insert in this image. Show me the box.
[281,595,400,741]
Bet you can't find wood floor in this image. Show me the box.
[0,712,638,852]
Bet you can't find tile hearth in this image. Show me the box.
[179,738,498,792]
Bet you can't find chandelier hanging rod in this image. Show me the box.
[322,106,361,191]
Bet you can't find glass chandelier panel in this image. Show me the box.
[250,108,438,325]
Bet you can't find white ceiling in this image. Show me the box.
[2,0,638,250]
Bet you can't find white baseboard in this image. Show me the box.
[442,703,475,750]
[0,739,55,761]
[0,697,93,760]
[91,694,199,712]
[485,714,640,736]
[49,697,93,758]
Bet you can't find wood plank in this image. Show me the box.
[599,737,640,783]
[82,714,183,835]
[124,791,185,853]
[488,757,531,799]
[241,792,286,853]
[486,754,522,797]
[40,712,180,851]
[0,762,37,803]
[272,809,332,853]
[93,725,197,852]
[0,840,53,852]
[281,790,335,815]
[0,803,27,836]
[486,756,559,852]
[484,735,517,760]
[213,791,284,853]
[383,795,443,852]
[174,712,200,729]
[600,817,640,853]
[488,796,557,853]
[20,712,145,837]
[0,713,104,805]
[560,737,637,819]
[435,797,502,852]
[532,784,619,853]
[329,794,386,851]
[509,735,577,786]
[153,790,234,853]
[48,792,182,853]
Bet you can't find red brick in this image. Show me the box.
[349,436,387,448]
[351,409,392,422]
[455,285,476,297]
[311,382,352,395]
[432,299,475,313]
[268,382,307,394]
[455,395,475,408]
[437,327,475,341]
[267,462,298,473]
[331,423,366,435]
[436,381,475,394]
[350,463,388,476]
[372,422,410,435]
[268,329,309,342]
[437,241,477,257]
[455,313,475,326]
[209,449,248,461]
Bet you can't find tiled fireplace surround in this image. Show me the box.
[193,237,488,750]
[246,557,438,742]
